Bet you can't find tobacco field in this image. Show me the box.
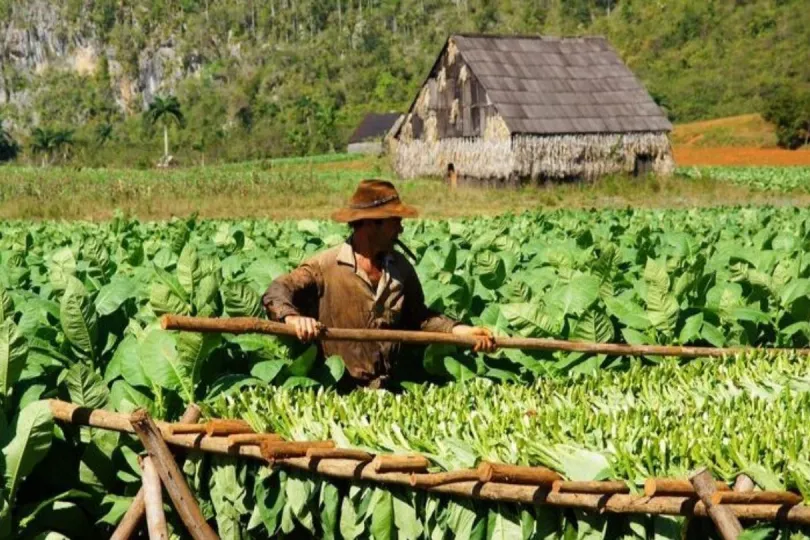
[3,206,810,538]
[680,166,810,192]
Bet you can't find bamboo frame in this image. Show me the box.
[160,315,810,359]
[48,400,810,526]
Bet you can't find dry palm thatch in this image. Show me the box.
[393,132,673,181]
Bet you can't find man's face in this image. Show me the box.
[370,218,403,251]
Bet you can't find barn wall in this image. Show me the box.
[393,132,674,181]
[398,38,499,144]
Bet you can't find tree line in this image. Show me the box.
[0,0,807,166]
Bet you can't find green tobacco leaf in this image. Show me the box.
[315,356,345,387]
[109,380,154,414]
[553,274,600,316]
[115,334,151,388]
[487,505,522,540]
[3,401,53,503]
[678,313,704,344]
[176,243,201,299]
[0,319,27,407]
[222,281,262,317]
[176,332,221,396]
[48,247,76,291]
[289,346,317,377]
[320,481,340,540]
[392,491,422,540]
[603,296,651,330]
[475,251,506,290]
[254,470,286,536]
[60,277,98,361]
[369,488,394,540]
[64,362,109,409]
[140,330,184,394]
[571,309,613,343]
[701,322,726,348]
[0,289,14,321]
[94,276,137,316]
[251,360,286,383]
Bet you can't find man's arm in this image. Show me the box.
[262,263,323,341]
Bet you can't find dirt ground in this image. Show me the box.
[674,146,810,166]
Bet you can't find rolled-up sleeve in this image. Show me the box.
[262,263,323,322]
[401,266,458,333]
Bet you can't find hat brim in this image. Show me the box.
[331,202,419,223]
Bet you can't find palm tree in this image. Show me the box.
[52,129,75,162]
[144,95,184,162]
[30,127,57,166]
[94,123,113,148]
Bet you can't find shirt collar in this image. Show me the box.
[337,237,395,272]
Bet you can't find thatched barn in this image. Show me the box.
[391,34,674,184]
[348,113,402,155]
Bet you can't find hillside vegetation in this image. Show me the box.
[0,0,808,166]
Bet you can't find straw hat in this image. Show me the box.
[331,180,419,223]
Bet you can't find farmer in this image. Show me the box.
[262,179,496,389]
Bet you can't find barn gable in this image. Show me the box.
[392,33,675,182]
[396,34,671,141]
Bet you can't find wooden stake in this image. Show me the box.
[260,440,335,460]
[306,448,374,461]
[712,491,803,506]
[130,409,218,540]
[142,456,168,540]
[733,474,755,493]
[478,462,561,486]
[689,467,743,540]
[371,455,430,473]
[161,315,810,359]
[205,419,254,436]
[552,480,630,494]
[109,490,145,540]
[645,478,731,496]
[166,423,207,435]
[227,433,284,450]
[410,469,480,488]
[110,403,201,540]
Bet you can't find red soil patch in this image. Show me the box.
[674,146,810,166]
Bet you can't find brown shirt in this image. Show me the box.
[262,240,457,387]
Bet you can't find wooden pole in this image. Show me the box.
[141,456,168,540]
[371,455,430,473]
[712,491,803,506]
[161,315,810,359]
[689,467,743,540]
[410,469,480,488]
[645,478,730,496]
[109,491,145,540]
[49,401,810,526]
[552,480,630,494]
[130,409,218,540]
[110,403,201,540]
[733,474,755,493]
[478,462,561,485]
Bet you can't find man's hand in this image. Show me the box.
[284,316,323,342]
[452,325,497,353]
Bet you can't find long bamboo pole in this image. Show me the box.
[160,315,809,359]
[47,400,810,526]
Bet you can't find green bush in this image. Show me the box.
[762,85,810,149]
